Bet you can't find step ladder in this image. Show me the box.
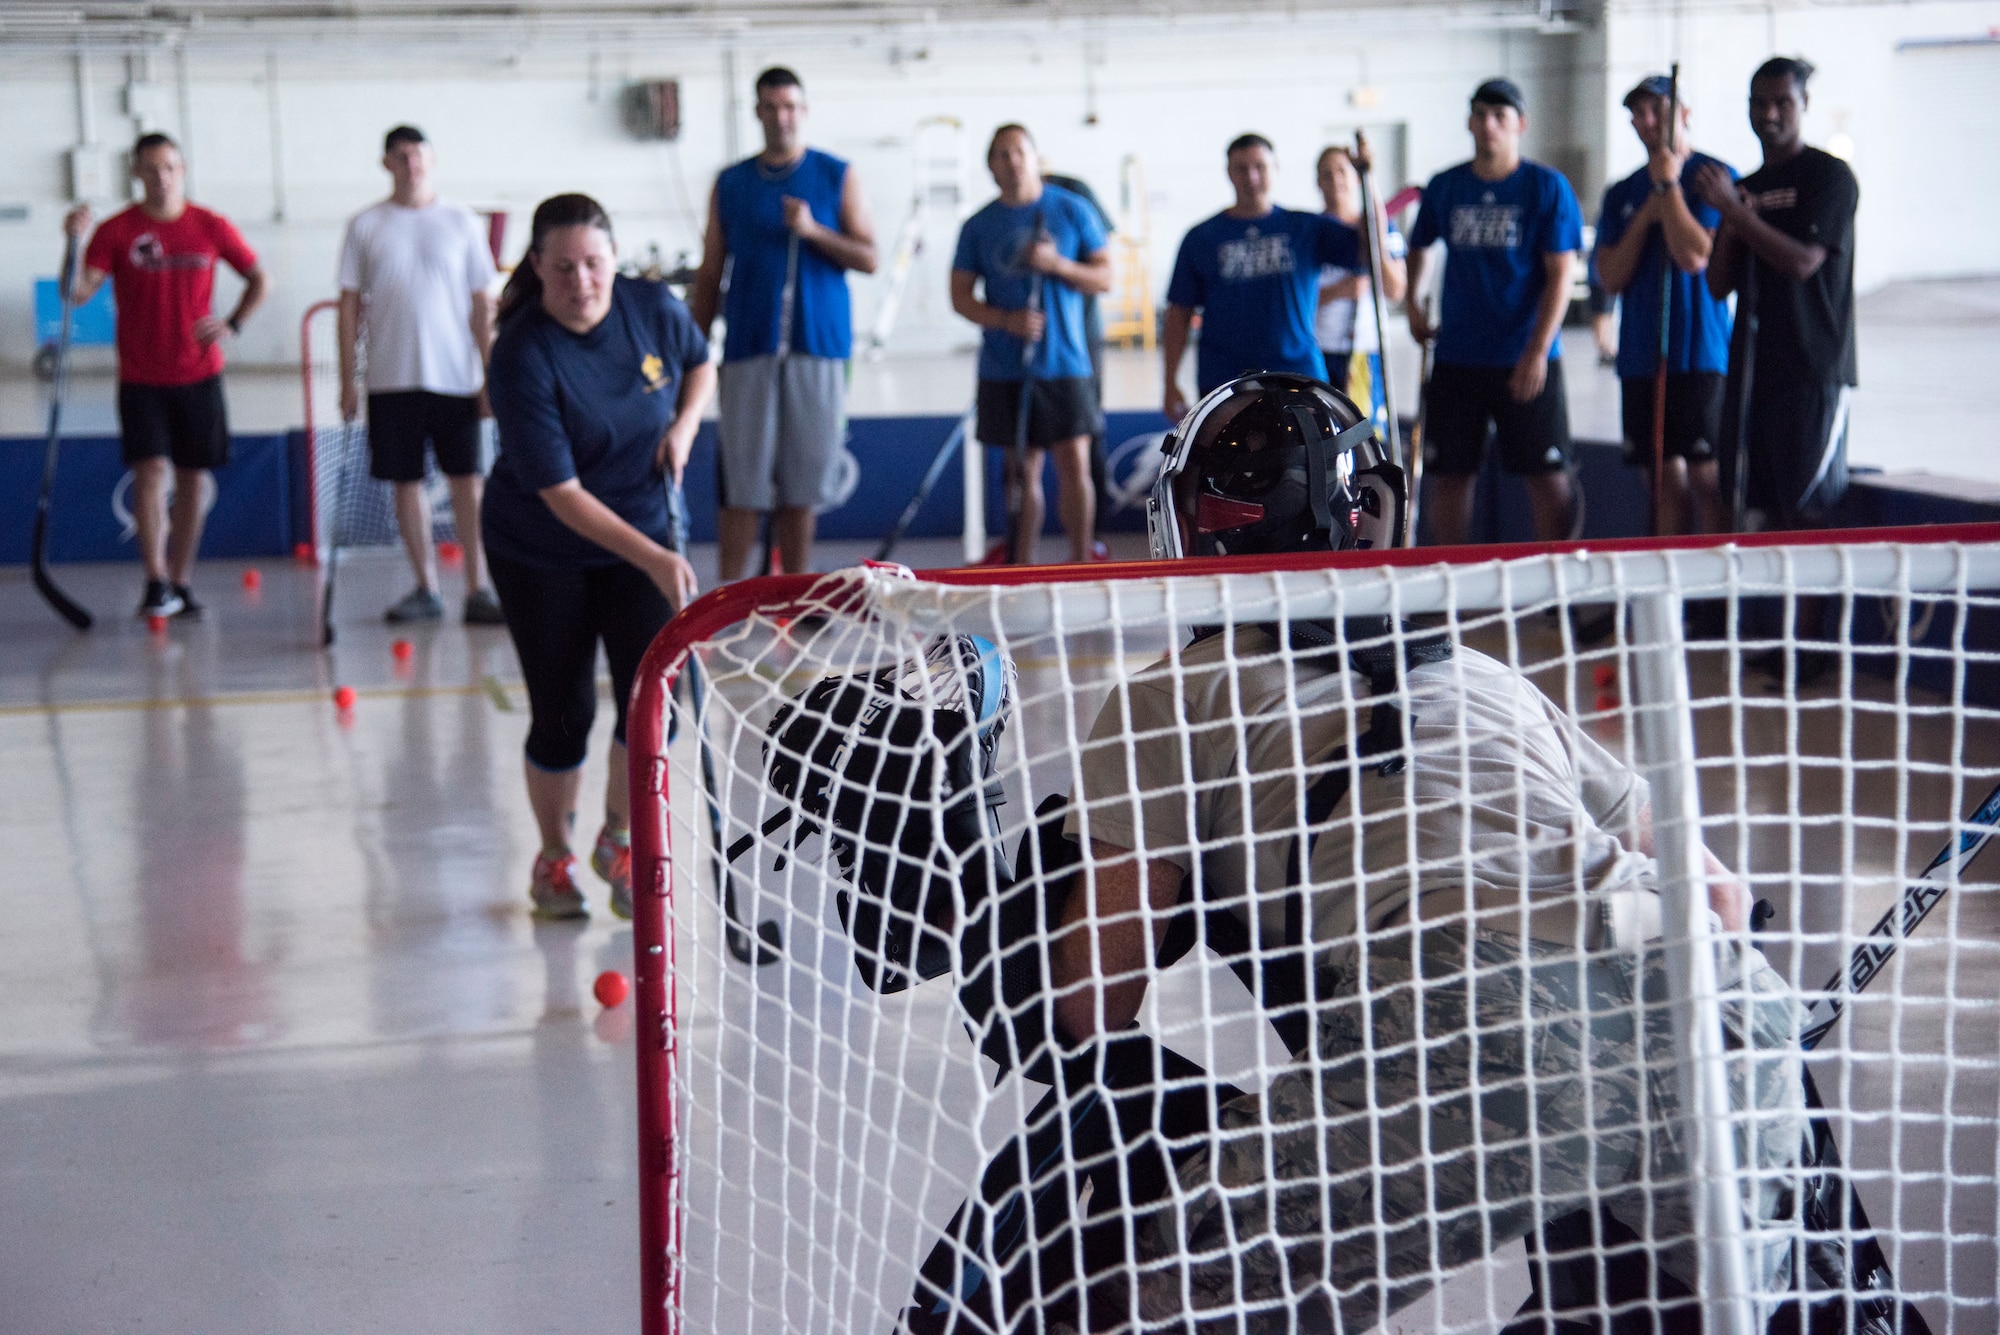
[864,115,969,360]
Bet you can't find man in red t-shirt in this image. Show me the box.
[64,132,267,619]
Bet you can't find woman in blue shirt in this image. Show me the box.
[483,193,714,921]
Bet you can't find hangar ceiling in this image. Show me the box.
[1,0,1593,52]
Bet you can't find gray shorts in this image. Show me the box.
[716,353,846,511]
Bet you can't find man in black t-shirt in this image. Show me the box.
[1697,55,1858,533]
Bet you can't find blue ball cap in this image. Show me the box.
[1623,74,1676,108]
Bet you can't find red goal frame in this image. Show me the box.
[623,520,2000,1335]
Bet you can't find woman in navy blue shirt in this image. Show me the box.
[484,193,714,921]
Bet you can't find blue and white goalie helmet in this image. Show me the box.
[1147,372,1406,560]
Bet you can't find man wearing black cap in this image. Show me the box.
[1594,76,1738,535]
[1407,78,1583,546]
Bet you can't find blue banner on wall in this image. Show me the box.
[0,434,293,564]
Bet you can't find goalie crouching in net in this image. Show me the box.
[1026,374,1804,1332]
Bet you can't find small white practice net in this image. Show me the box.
[300,300,461,554]
[641,534,2000,1335]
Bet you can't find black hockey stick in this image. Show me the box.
[873,409,970,563]
[318,421,359,648]
[32,237,94,630]
[1649,63,1681,538]
[1005,215,1046,566]
[1798,777,2000,1051]
[1728,254,1758,533]
[666,476,781,966]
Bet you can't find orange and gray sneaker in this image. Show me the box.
[592,826,633,920]
[529,851,588,920]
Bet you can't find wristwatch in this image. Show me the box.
[226,315,243,335]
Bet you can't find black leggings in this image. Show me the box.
[487,553,673,772]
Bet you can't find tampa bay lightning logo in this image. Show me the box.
[1103,432,1168,515]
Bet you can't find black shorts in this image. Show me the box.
[975,377,1098,451]
[487,552,674,773]
[1722,376,1851,530]
[119,376,230,470]
[1619,373,1725,466]
[367,390,483,483]
[1422,360,1571,477]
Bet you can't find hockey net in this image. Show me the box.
[299,298,462,558]
[627,525,2000,1335]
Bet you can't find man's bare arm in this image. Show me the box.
[1594,198,1657,296]
[787,166,878,275]
[1051,842,1185,1042]
[337,290,363,422]
[470,289,497,363]
[1655,186,1715,273]
[688,185,728,333]
[1161,304,1195,422]
[1405,247,1436,344]
[950,269,1043,340]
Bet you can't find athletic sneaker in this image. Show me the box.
[529,851,589,920]
[593,826,633,920]
[384,587,445,623]
[463,588,505,625]
[137,579,185,619]
[172,584,204,619]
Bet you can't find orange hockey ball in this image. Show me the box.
[593,970,629,1008]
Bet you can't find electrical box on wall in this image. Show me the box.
[622,80,681,141]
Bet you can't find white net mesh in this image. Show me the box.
[300,300,461,554]
[633,533,2000,1335]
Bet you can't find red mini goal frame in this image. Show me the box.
[624,521,2000,1335]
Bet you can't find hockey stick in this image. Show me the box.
[1407,292,1434,545]
[318,420,359,648]
[873,408,971,563]
[32,237,94,630]
[1650,63,1681,538]
[1798,778,2000,1051]
[1355,130,1402,472]
[1729,252,1758,533]
[1005,214,1047,566]
[666,476,781,966]
[760,230,801,580]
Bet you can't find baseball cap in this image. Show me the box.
[1470,78,1526,113]
[1623,75,1677,108]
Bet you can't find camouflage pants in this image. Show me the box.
[1134,925,1805,1334]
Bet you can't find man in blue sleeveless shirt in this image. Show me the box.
[1594,76,1736,536]
[690,66,877,579]
[1407,78,1583,546]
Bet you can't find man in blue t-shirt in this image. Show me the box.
[1162,133,1363,424]
[1594,75,1737,536]
[690,65,877,580]
[952,124,1112,565]
[1407,78,1583,545]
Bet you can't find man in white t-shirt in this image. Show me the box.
[337,125,502,624]
[1042,374,1803,1332]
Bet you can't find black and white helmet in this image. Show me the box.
[1147,372,1406,560]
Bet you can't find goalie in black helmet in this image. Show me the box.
[1043,372,1806,1333]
